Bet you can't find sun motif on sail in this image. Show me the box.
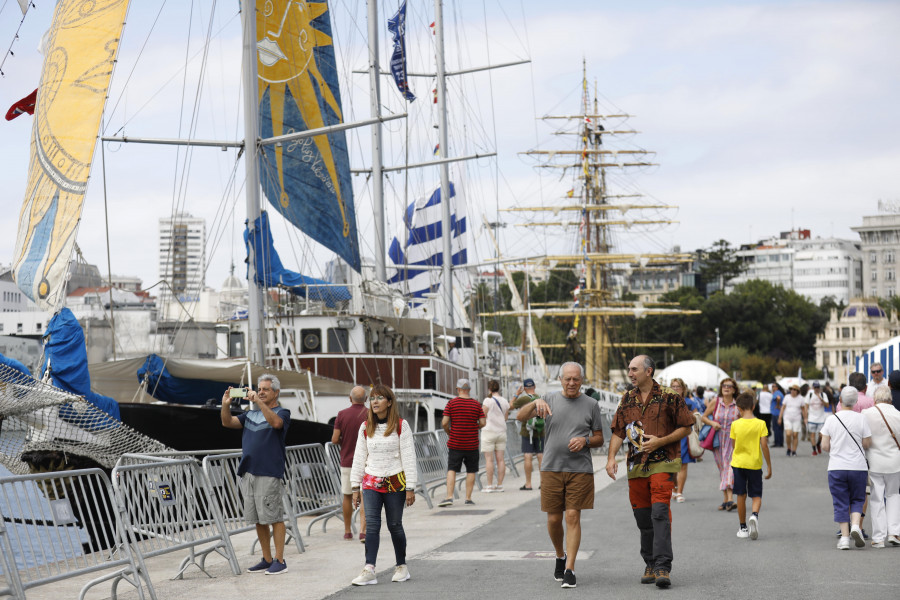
[256,0,350,237]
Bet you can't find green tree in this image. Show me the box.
[703,344,747,374]
[741,354,777,382]
[699,239,745,294]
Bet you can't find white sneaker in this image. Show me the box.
[736,527,750,539]
[748,515,759,540]
[871,540,885,548]
[888,535,900,547]
[495,485,504,492]
[850,525,865,548]
[482,485,495,493]
[352,566,377,585]
[391,564,410,582]
[837,536,851,550]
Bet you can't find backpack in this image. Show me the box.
[521,394,544,440]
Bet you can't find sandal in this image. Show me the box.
[520,485,533,490]
[673,493,685,503]
[726,501,736,511]
[717,502,728,511]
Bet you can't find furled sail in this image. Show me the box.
[256,1,360,272]
[11,0,130,311]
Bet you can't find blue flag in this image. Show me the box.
[387,1,416,102]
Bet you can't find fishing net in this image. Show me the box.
[0,364,169,475]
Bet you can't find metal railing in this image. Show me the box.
[284,444,343,535]
[0,468,153,600]
[324,441,360,534]
[200,451,306,555]
[410,431,449,508]
[113,454,241,580]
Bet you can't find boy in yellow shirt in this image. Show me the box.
[730,391,773,540]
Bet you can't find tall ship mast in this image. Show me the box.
[486,62,697,386]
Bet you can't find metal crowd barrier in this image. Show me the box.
[505,419,525,466]
[200,451,305,555]
[113,454,241,580]
[0,468,153,600]
[324,441,360,535]
[284,444,343,535]
[410,431,449,508]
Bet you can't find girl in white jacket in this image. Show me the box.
[349,384,417,585]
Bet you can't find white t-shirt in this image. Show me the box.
[820,411,872,471]
[866,379,887,399]
[782,394,805,421]
[758,391,773,415]
[804,390,828,423]
[482,394,509,433]
[862,404,900,474]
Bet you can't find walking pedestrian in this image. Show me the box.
[805,382,828,456]
[349,385,417,585]
[512,378,544,490]
[730,392,772,540]
[670,378,703,503]
[332,386,368,542]
[770,383,785,447]
[821,386,872,550]
[606,355,694,588]
[437,379,485,507]
[778,384,805,456]
[861,386,900,548]
[481,380,510,492]
[518,362,604,588]
[700,377,741,510]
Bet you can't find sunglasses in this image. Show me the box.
[722,384,735,389]
[871,369,883,374]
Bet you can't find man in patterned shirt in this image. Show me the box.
[606,355,694,589]
[437,379,485,507]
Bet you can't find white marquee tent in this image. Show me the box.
[656,360,729,390]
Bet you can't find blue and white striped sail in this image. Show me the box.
[387,183,467,303]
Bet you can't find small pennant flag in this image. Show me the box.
[566,189,574,198]
[433,144,440,156]
[5,88,37,121]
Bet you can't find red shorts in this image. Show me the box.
[628,472,675,519]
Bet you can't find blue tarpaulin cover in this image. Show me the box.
[42,308,120,421]
[244,211,351,307]
[0,353,31,377]
[137,354,236,405]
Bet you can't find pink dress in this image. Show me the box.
[712,398,740,491]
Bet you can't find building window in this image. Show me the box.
[16,323,22,333]
[870,251,878,263]
[842,327,850,338]
[35,323,42,332]
[872,271,878,281]
[888,270,896,281]
[886,250,896,264]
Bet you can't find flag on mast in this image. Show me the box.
[387,183,467,304]
[387,0,415,102]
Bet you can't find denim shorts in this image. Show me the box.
[521,435,545,454]
[732,466,763,498]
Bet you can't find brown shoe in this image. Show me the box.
[654,568,671,588]
[640,565,656,584]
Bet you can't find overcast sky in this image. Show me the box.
[0,0,897,295]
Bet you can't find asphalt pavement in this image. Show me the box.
[325,444,898,600]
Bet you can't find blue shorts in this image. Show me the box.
[828,470,868,522]
[521,435,544,454]
[732,467,763,498]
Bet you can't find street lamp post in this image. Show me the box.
[715,327,720,371]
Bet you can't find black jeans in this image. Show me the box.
[362,489,407,567]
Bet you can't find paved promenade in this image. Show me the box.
[26,446,900,600]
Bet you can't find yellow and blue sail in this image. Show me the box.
[11,0,130,312]
[256,1,360,271]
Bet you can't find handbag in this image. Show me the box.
[688,428,704,458]
[700,426,717,451]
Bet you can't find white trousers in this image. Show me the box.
[868,471,900,542]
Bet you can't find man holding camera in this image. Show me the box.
[221,374,291,575]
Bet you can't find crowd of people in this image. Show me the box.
[223,359,900,588]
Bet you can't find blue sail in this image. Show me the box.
[245,211,351,307]
[256,1,360,272]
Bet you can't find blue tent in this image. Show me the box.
[43,308,120,422]
[244,211,351,307]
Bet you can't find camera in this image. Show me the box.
[229,387,247,399]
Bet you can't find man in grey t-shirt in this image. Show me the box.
[517,362,604,589]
